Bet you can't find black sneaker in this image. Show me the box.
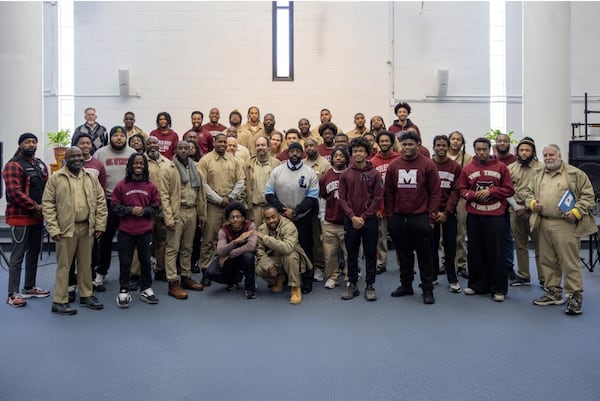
[510,276,531,287]
[154,270,167,282]
[245,290,257,300]
[364,285,377,301]
[140,288,159,304]
[341,283,359,300]
[457,268,469,279]
[422,291,435,305]
[201,271,212,287]
[80,296,104,310]
[507,269,517,281]
[375,265,387,275]
[391,286,413,297]
[68,286,77,303]
[191,262,201,274]
[227,283,239,292]
[565,294,583,315]
[301,276,313,295]
[51,302,77,316]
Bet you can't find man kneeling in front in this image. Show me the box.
[253,207,312,304]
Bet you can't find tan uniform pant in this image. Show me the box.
[53,222,94,304]
[200,203,225,270]
[376,217,389,267]
[455,198,468,269]
[153,216,168,273]
[538,217,583,295]
[510,211,543,281]
[256,252,302,288]
[312,214,325,270]
[249,205,268,229]
[165,206,197,281]
[321,220,346,280]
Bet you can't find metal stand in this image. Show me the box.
[582,231,599,272]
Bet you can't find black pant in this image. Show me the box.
[293,211,315,280]
[344,216,378,285]
[466,214,508,295]
[388,214,435,291]
[206,252,256,291]
[117,230,153,292]
[96,203,119,276]
[7,224,43,295]
[432,213,458,284]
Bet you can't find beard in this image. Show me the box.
[147,149,160,160]
[111,142,126,151]
[66,160,82,174]
[545,159,561,171]
[496,146,509,155]
[518,155,535,166]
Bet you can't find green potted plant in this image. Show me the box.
[485,128,518,146]
[46,128,71,164]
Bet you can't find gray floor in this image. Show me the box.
[0,249,598,401]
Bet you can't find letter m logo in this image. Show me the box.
[398,169,417,185]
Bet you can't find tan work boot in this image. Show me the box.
[271,274,286,293]
[181,276,204,291]
[168,281,188,299]
[290,286,302,305]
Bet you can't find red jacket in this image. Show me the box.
[339,161,383,221]
[150,129,179,160]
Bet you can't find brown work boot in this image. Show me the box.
[290,286,302,305]
[181,276,204,291]
[271,274,286,293]
[168,281,188,299]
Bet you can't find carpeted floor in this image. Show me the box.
[0,249,598,401]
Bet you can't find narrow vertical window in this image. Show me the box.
[273,1,294,81]
[489,0,506,132]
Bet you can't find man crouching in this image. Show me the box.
[253,207,312,305]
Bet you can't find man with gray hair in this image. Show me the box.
[526,144,597,315]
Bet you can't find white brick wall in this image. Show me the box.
[40,1,600,153]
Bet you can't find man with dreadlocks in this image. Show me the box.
[111,153,161,308]
[507,137,544,287]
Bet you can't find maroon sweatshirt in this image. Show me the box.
[111,179,160,235]
[432,158,461,214]
[319,168,346,224]
[384,154,441,225]
[457,156,514,216]
[150,128,179,160]
[338,161,383,221]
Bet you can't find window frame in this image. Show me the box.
[272,1,294,81]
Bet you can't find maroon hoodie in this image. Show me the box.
[338,160,383,221]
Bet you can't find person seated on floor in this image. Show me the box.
[253,206,312,305]
[206,202,258,299]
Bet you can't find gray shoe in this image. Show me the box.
[533,291,564,306]
[51,303,77,316]
[364,285,377,301]
[341,283,359,300]
[565,293,582,315]
[80,295,104,310]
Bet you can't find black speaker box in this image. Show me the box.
[569,140,600,199]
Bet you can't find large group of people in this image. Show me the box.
[3,103,597,316]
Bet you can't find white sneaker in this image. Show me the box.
[464,287,476,295]
[93,273,105,287]
[325,278,338,289]
[449,282,462,293]
[313,268,324,282]
[116,291,132,308]
[140,288,159,304]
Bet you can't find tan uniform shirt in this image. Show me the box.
[346,127,368,139]
[508,159,543,204]
[67,170,91,222]
[246,156,281,206]
[304,155,331,180]
[198,151,245,205]
[238,122,266,155]
[146,154,170,184]
[538,168,570,219]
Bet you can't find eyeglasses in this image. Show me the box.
[229,214,243,221]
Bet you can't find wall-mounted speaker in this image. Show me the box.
[569,140,600,199]
[119,69,130,97]
[436,68,449,97]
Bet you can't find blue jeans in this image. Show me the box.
[207,252,256,291]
